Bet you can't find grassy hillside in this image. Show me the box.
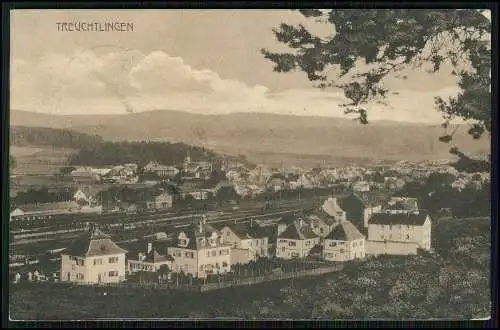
[11,110,490,166]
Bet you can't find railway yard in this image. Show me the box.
[8,195,332,260]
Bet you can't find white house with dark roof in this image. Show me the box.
[366,211,432,256]
[167,218,231,278]
[127,242,174,274]
[323,221,365,262]
[306,198,343,238]
[276,218,320,259]
[60,225,127,284]
[218,220,269,265]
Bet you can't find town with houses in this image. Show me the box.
[9,151,489,288]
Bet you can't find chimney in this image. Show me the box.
[147,242,153,254]
[199,220,203,233]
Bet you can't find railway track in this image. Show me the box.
[9,207,302,255]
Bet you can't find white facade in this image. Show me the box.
[219,226,269,261]
[60,253,126,284]
[363,205,383,228]
[323,238,365,261]
[367,215,432,251]
[168,230,232,278]
[275,237,320,259]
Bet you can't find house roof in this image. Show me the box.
[14,201,81,214]
[63,227,127,257]
[325,221,365,241]
[143,249,172,263]
[310,206,338,226]
[385,197,419,211]
[174,223,226,250]
[278,221,318,240]
[225,222,268,240]
[353,191,391,207]
[368,211,430,226]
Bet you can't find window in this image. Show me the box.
[281,247,286,252]
[305,240,311,246]
[226,232,230,237]
[406,234,410,240]
[109,257,119,264]
[340,249,345,253]
[320,228,324,234]
[279,239,287,243]
[288,241,297,247]
[389,234,393,240]
[109,271,118,277]
[179,239,187,246]
[291,253,299,258]
[219,249,223,256]
[200,265,205,271]
[93,259,103,265]
[211,250,217,257]
[389,225,393,230]
[256,240,259,246]
[329,242,337,247]
[326,253,333,258]
[353,242,357,247]
[76,273,84,280]
[207,251,210,257]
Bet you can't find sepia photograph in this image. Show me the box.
[6,6,494,323]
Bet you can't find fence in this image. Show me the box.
[56,263,344,293]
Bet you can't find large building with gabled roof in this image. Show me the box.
[366,211,432,256]
[322,221,365,262]
[167,217,231,278]
[60,225,127,284]
[276,218,320,259]
[218,220,269,264]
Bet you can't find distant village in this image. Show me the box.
[9,152,489,286]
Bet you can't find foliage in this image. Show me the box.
[14,186,74,206]
[397,173,490,218]
[68,141,220,167]
[11,126,104,149]
[262,9,491,171]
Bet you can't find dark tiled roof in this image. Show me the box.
[63,227,127,257]
[384,197,419,211]
[308,208,337,226]
[225,222,268,240]
[368,211,431,226]
[278,221,318,240]
[174,223,228,250]
[143,249,172,263]
[325,221,365,241]
[353,191,391,207]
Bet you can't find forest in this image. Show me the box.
[10,126,223,167]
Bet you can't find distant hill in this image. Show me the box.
[10,109,490,167]
[9,124,222,168]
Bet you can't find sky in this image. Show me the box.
[10,9,491,123]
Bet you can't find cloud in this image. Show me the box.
[11,49,463,123]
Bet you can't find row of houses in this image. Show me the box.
[58,195,431,284]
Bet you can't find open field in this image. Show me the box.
[10,146,77,176]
